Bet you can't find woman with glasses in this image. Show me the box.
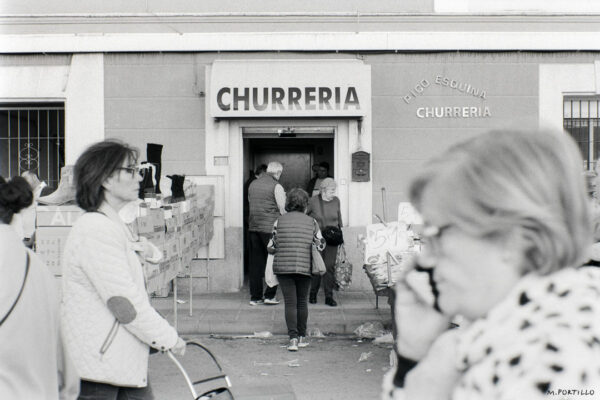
[383,130,600,399]
[61,140,186,399]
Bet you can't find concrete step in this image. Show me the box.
[150,290,392,336]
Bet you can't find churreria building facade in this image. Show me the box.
[1,0,600,292]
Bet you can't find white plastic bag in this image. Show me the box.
[265,254,279,287]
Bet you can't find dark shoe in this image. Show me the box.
[325,297,337,307]
[309,294,317,304]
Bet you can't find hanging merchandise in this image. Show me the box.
[147,143,163,194]
[38,165,76,205]
[334,244,352,290]
[167,175,186,203]
[138,163,156,199]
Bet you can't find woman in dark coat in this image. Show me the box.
[307,178,342,306]
[268,188,325,351]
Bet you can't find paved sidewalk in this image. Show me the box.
[150,289,392,336]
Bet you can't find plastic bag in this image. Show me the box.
[334,244,352,290]
[265,254,278,287]
[354,321,387,339]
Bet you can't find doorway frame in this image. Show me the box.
[205,117,372,288]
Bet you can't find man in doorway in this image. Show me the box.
[247,161,286,305]
[306,161,331,197]
[244,164,268,280]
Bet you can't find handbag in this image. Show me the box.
[311,244,326,276]
[318,196,344,245]
[265,253,279,287]
[0,251,30,327]
[334,244,352,290]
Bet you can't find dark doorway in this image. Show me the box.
[242,130,334,282]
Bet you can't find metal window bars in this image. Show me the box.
[0,103,65,189]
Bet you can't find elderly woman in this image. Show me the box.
[268,188,325,351]
[307,177,343,306]
[384,130,600,399]
[61,140,186,399]
[0,176,79,399]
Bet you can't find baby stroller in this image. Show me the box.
[168,340,234,400]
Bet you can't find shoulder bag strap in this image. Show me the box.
[0,251,30,327]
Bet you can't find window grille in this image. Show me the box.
[0,103,65,191]
[563,97,600,171]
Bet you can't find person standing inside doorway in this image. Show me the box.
[308,178,342,306]
[248,161,286,305]
[306,162,331,197]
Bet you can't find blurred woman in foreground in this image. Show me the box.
[384,130,600,399]
[0,176,79,399]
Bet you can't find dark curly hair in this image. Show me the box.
[285,188,309,212]
[0,176,33,224]
[75,140,138,212]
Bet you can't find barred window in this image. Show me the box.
[0,103,65,191]
[563,97,600,171]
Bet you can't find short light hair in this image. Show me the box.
[319,177,337,191]
[409,130,591,275]
[266,161,283,177]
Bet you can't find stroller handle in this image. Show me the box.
[167,340,233,399]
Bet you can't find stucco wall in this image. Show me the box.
[365,52,598,221]
[104,53,206,176]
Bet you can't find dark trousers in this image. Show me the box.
[278,274,312,339]
[310,245,338,299]
[248,231,278,301]
[79,379,153,400]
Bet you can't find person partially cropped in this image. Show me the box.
[383,130,600,399]
[0,176,79,400]
[268,188,325,351]
[307,177,342,306]
[247,161,286,306]
[60,140,186,399]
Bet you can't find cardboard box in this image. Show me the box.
[136,215,154,234]
[35,226,72,275]
[36,205,84,227]
[165,238,181,259]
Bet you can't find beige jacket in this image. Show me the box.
[61,203,178,387]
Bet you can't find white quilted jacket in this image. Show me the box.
[60,204,178,387]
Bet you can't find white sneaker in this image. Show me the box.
[287,338,299,352]
[264,297,280,305]
[298,336,309,348]
[249,299,264,306]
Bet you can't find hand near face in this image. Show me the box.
[403,329,461,400]
[394,258,450,361]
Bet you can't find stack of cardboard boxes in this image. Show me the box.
[35,184,215,296]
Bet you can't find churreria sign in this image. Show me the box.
[216,87,360,112]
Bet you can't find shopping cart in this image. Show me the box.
[167,340,234,400]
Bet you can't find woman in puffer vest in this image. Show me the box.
[61,140,186,399]
[268,188,325,352]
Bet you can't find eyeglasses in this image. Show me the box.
[420,223,453,256]
[116,165,144,178]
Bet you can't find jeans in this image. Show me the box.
[248,231,278,301]
[78,380,153,400]
[310,245,338,299]
[278,274,312,339]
